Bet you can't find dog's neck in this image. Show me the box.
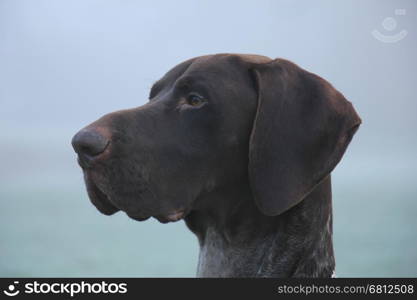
[184,176,335,278]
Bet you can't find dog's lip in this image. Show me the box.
[127,210,186,223]
[154,209,187,224]
[83,171,154,221]
[125,210,151,221]
[83,171,188,223]
[166,210,186,221]
[83,172,120,215]
[126,213,151,222]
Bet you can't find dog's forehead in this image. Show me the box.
[150,54,271,98]
[169,54,270,78]
[179,55,271,90]
[186,54,271,75]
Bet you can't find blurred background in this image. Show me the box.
[0,0,416,277]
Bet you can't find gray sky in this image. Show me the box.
[1,0,416,185]
[0,0,416,276]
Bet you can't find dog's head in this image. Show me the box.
[72,54,361,223]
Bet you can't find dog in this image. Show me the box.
[72,54,361,277]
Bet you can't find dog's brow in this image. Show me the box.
[174,76,196,90]
[149,81,162,99]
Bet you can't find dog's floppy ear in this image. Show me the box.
[248,59,361,216]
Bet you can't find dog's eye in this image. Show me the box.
[186,93,206,107]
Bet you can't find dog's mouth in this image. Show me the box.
[83,171,120,216]
[82,171,188,223]
[153,210,187,224]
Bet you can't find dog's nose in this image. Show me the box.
[72,129,109,162]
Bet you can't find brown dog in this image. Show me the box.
[72,54,361,277]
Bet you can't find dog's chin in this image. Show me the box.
[83,172,188,224]
[125,210,187,223]
[126,214,151,222]
[153,210,187,224]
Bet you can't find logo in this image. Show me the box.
[372,9,407,43]
[3,281,20,297]
[3,281,127,297]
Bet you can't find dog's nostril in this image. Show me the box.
[71,129,110,158]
